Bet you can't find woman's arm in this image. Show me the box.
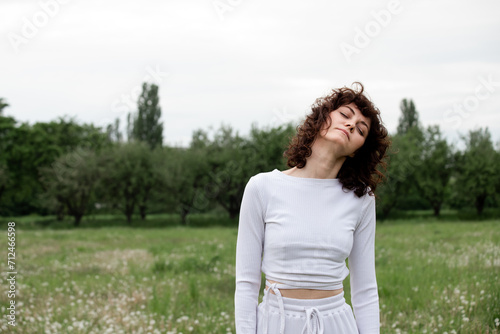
[235,176,266,334]
[348,194,380,334]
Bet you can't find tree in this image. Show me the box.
[99,142,155,223]
[194,122,294,219]
[2,122,41,214]
[0,114,15,210]
[397,99,420,135]
[157,145,209,224]
[376,98,426,217]
[246,122,295,174]
[203,124,247,219]
[106,118,123,143]
[129,83,163,149]
[494,143,500,208]
[190,129,210,150]
[136,147,161,220]
[0,98,9,115]
[0,164,8,204]
[0,117,110,216]
[39,148,101,226]
[454,128,497,215]
[414,125,453,216]
[376,127,424,218]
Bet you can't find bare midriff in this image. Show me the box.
[266,279,344,299]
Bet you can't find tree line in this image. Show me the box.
[0,87,499,226]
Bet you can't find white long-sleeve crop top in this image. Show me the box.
[234,168,380,333]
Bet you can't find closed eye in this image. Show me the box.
[357,127,364,136]
[340,112,348,118]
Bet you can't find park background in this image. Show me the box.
[1,0,500,333]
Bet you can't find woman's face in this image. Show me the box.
[319,102,371,157]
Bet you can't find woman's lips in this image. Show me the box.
[337,128,350,140]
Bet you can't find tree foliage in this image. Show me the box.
[246,122,295,174]
[106,118,123,143]
[39,148,100,226]
[414,125,453,216]
[0,98,9,115]
[129,83,163,149]
[99,142,159,223]
[0,116,110,215]
[157,145,209,224]
[2,92,500,223]
[0,163,8,204]
[203,124,247,219]
[397,98,420,135]
[376,128,424,218]
[0,114,15,210]
[454,128,497,215]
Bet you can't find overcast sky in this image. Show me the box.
[1,0,499,148]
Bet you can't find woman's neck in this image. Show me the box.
[287,137,346,179]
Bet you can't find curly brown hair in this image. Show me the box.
[283,82,390,197]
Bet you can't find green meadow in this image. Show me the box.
[0,216,499,333]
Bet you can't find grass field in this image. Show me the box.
[0,217,499,333]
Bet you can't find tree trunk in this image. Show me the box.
[74,214,82,227]
[57,211,65,221]
[139,205,146,220]
[475,194,486,216]
[381,205,393,220]
[433,204,441,217]
[56,202,65,221]
[180,206,189,226]
[125,201,135,224]
[0,185,5,204]
[139,187,151,221]
[228,194,240,220]
[229,208,238,220]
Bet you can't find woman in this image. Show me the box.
[235,82,390,334]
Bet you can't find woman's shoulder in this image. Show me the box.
[358,188,375,205]
[246,169,276,188]
[339,187,375,213]
[242,170,277,209]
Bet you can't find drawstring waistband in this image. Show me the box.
[302,308,324,334]
[264,282,285,334]
[263,280,341,334]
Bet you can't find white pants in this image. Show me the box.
[256,282,359,334]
